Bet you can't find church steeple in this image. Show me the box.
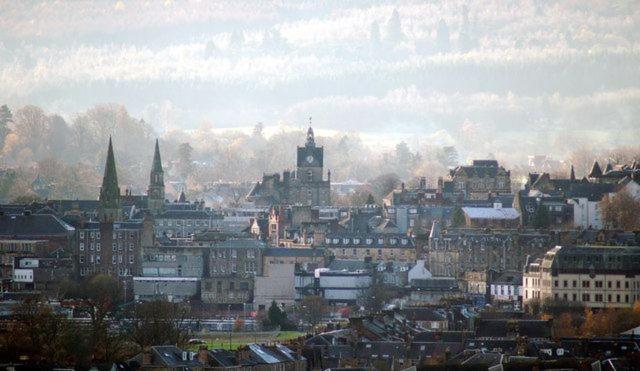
[147,139,165,215]
[99,137,122,222]
[570,164,576,182]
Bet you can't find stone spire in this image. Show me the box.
[147,139,165,214]
[570,165,576,181]
[152,139,163,175]
[98,137,122,222]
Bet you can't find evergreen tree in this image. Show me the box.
[533,204,550,229]
[267,300,286,329]
[451,207,465,227]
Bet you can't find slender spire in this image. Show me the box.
[147,138,165,214]
[99,137,121,221]
[570,165,576,181]
[152,138,163,174]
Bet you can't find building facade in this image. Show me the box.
[523,245,640,309]
[201,238,266,306]
[442,160,511,201]
[323,234,416,262]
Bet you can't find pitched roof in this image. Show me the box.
[589,160,602,178]
[264,247,324,257]
[0,214,74,236]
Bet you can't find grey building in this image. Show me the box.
[141,246,205,277]
[201,238,266,306]
[154,209,222,238]
[133,276,200,302]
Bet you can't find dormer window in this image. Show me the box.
[342,238,349,245]
[353,238,360,245]
[325,238,331,244]
[366,238,373,245]
[389,238,397,245]
[378,238,384,245]
[333,238,339,244]
[307,170,313,182]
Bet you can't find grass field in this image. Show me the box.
[187,331,305,350]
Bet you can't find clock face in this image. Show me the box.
[306,155,314,164]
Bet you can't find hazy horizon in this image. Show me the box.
[2,0,640,162]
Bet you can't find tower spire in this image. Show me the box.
[570,164,576,181]
[152,138,163,174]
[147,138,165,214]
[306,118,315,147]
[99,137,122,222]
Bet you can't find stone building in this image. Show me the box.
[441,160,511,201]
[201,238,266,307]
[427,225,550,277]
[523,245,640,309]
[246,127,331,206]
[323,233,416,262]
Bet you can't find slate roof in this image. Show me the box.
[475,319,551,338]
[567,182,617,201]
[0,214,74,236]
[128,345,202,368]
[355,341,407,359]
[214,238,267,249]
[158,209,215,219]
[328,259,369,271]
[399,308,447,322]
[264,247,325,257]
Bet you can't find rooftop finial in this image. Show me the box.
[306,118,315,147]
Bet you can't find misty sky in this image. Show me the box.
[1,0,639,159]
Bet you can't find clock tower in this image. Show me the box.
[297,127,324,183]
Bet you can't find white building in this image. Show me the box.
[408,260,432,283]
[489,272,522,303]
[569,197,602,230]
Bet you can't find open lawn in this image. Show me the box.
[187,331,305,350]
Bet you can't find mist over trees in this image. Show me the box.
[0,103,638,204]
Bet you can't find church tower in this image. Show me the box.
[98,137,122,223]
[297,127,324,183]
[147,139,165,215]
